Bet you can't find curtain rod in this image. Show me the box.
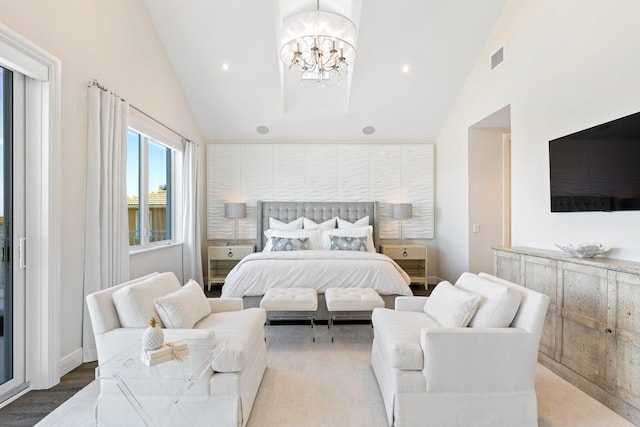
[88,79,198,146]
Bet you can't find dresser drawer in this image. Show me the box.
[208,245,253,260]
[382,245,425,260]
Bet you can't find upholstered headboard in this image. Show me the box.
[256,201,379,252]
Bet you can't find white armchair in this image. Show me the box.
[86,272,267,427]
[371,272,549,427]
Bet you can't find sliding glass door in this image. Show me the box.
[0,65,26,400]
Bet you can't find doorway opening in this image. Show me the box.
[468,105,511,274]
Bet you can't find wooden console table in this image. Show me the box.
[493,246,640,425]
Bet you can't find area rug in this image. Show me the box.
[36,324,634,427]
[37,325,387,427]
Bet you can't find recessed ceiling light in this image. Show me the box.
[222,63,230,71]
[402,65,410,73]
[362,126,376,135]
[256,125,270,135]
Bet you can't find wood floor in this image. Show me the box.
[0,362,97,426]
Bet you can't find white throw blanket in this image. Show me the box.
[221,250,412,297]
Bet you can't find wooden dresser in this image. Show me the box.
[493,246,640,425]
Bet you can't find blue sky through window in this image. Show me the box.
[126,129,169,198]
[126,130,139,198]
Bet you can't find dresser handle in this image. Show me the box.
[605,328,613,334]
[402,251,408,257]
[227,251,233,258]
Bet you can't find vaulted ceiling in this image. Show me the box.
[143,0,506,141]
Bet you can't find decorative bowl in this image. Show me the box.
[555,243,610,258]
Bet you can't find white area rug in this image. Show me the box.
[37,324,634,427]
[37,325,386,427]
[248,325,387,427]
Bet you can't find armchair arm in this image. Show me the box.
[95,327,216,365]
[208,297,243,313]
[421,328,540,393]
[395,296,428,312]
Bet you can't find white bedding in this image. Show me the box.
[221,250,413,297]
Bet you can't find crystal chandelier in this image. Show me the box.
[279,0,357,86]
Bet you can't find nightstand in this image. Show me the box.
[381,244,428,289]
[208,244,254,290]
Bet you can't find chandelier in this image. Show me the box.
[279,0,357,86]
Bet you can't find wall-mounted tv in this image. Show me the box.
[549,111,640,212]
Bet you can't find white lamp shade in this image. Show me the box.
[391,203,413,219]
[224,202,246,219]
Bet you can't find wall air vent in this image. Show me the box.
[491,46,504,70]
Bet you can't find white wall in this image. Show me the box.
[0,1,204,367]
[207,142,435,242]
[468,128,509,274]
[437,0,640,281]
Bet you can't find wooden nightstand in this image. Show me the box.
[208,244,254,290]
[381,244,428,289]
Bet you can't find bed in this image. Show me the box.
[221,201,413,318]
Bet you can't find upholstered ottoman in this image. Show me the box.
[325,288,385,342]
[260,288,318,341]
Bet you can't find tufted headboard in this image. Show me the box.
[256,201,379,252]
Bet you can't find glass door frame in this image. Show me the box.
[0,66,27,401]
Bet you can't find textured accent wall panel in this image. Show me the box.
[207,143,434,241]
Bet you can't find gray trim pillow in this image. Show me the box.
[423,281,481,327]
[329,235,367,251]
[154,280,212,329]
[271,236,309,251]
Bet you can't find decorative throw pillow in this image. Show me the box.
[154,280,212,329]
[263,229,322,251]
[329,235,367,251]
[303,217,336,230]
[112,272,181,328]
[322,226,375,252]
[271,237,309,251]
[423,281,481,327]
[337,216,369,228]
[269,216,303,229]
[454,273,522,328]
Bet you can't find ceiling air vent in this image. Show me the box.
[491,46,504,70]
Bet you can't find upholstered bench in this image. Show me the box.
[260,288,318,341]
[325,288,385,342]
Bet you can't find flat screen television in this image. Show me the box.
[549,111,640,212]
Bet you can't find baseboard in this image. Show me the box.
[59,348,83,377]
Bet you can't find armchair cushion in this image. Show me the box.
[455,272,522,328]
[423,281,481,327]
[372,308,440,370]
[154,280,212,328]
[111,272,181,328]
[194,307,266,373]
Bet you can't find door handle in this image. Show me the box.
[19,237,26,269]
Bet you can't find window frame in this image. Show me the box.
[127,125,181,252]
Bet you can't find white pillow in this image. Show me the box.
[423,281,481,327]
[322,226,375,252]
[337,216,369,228]
[269,216,303,229]
[455,273,522,328]
[154,280,212,329]
[112,272,181,328]
[263,228,322,251]
[303,216,336,230]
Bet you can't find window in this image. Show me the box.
[127,128,175,248]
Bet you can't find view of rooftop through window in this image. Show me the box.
[126,129,172,246]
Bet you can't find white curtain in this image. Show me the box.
[182,140,204,285]
[82,85,130,362]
